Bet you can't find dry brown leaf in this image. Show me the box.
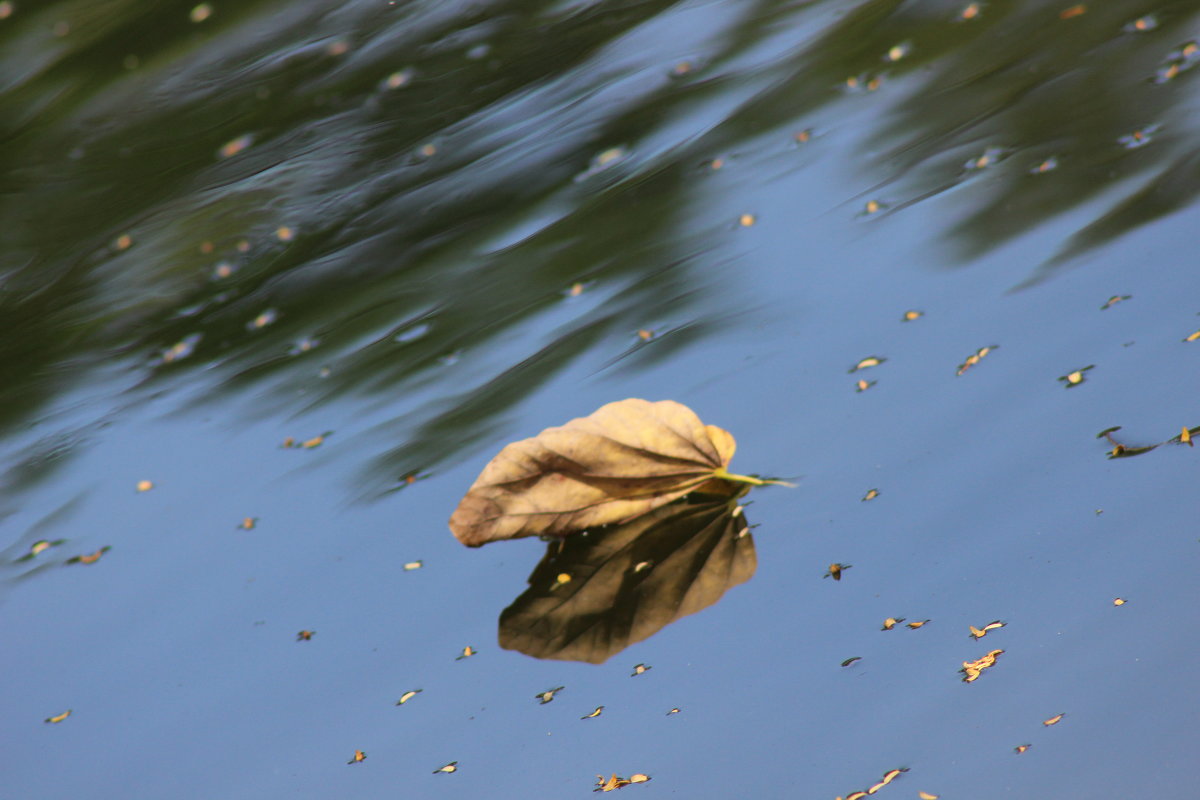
[450,399,777,547]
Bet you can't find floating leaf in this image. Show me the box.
[956,345,997,376]
[433,761,458,774]
[881,617,904,631]
[902,310,924,322]
[396,689,422,705]
[582,706,604,719]
[44,710,71,724]
[455,646,476,660]
[666,707,680,715]
[347,750,366,764]
[498,491,753,663]
[136,480,154,492]
[1100,295,1130,310]
[594,773,648,792]
[1043,712,1065,726]
[841,656,863,667]
[862,488,879,502]
[906,619,930,630]
[450,399,784,547]
[296,630,314,641]
[1014,744,1031,754]
[1113,597,1126,606]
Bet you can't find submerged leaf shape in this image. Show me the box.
[498,488,754,663]
[449,399,740,547]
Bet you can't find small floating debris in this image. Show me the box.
[881,618,904,631]
[965,147,1006,170]
[630,663,651,677]
[969,620,1005,639]
[247,309,278,331]
[455,646,476,660]
[849,356,886,373]
[16,539,66,562]
[960,649,1003,682]
[237,517,257,530]
[824,563,851,580]
[1014,744,1031,754]
[136,480,154,492]
[906,619,930,630]
[276,226,295,242]
[1059,4,1086,20]
[956,345,997,376]
[161,333,202,364]
[296,630,314,641]
[902,309,923,321]
[884,42,911,62]
[1058,365,1094,387]
[396,689,422,705]
[1124,14,1157,32]
[595,773,649,792]
[574,147,628,182]
[66,547,111,565]
[383,68,415,90]
[403,560,423,571]
[434,761,458,774]
[958,2,981,21]
[44,710,71,724]
[1113,597,1127,606]
[218,134,253,159]
[666,707,680,715]
[855,379,876,393]
[862,488,879,502]
[190,3,213,23]
[841,656,863,667]
[739,213,756,227]
[347,750,366,765]
[535,686,565,705]
[1043,712,1065,726]
[1030,156,1059,174]
[1118,125,1159,150]
[582,706,604,719]
[1100,295,1130,310]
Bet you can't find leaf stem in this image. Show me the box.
[713,468,796,488]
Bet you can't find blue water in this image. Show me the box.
[3,0,1199,797]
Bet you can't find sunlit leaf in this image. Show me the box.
[919,792,940,800]
[403,560,423,571]
[238,517,257,530]
[455,646,476,660]
[631,663,652,676]
[841,656,863,667]
[958,2,981,21]
[433,761,458,774]
[867,767,908,793]
[535,686,565,704]
[296,630,314,641]
[906,619,930,629]
[450,399,783,547]
[855,379,876,393]
[1014,744,1031,754]
[136,480,154,492]
[347,750,366,764]
[44,710,71,724]
[582,706,604,719]
[396,689,422,705]
[498,492,753,664]
[630,775,650,784]
[666,707,680,715]
[1043,712,1065,726]
[862,488,879,502]
[902,309,924,322]
[881,618,904,631]
[1113,597,1126,606]
[1059,4,1086,20]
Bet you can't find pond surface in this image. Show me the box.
[3,0,1199,797]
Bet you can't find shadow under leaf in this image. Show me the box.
[499,488,755,664]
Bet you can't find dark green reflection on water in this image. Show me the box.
[3,0,1199,497]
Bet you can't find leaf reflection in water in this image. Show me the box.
[499,486,754,664]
